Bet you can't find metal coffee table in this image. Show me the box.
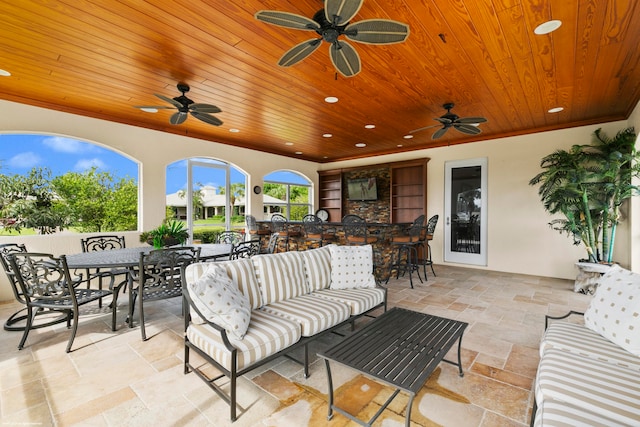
[318,307,468,427]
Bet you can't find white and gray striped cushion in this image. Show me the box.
[300,245,333,292]
[312,288,385,315]
[542,321,640,371]
[252,252,307,304]
[186,309,301,371]
[534,399,629,427]
[217,258,263,309]
[260,294,350,336]
[535,348,640,425]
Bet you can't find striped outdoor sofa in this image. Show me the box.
[531,264,640,427]
[182,244,386,422]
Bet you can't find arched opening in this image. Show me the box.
[165,157,247,241]
[263,170,312,220]
[0,133,138,234]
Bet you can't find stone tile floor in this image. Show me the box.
[0,265,591,426]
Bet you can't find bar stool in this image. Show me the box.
[302,214,336,248]
[417,214,438,278]
[342,214,378,246]
[270,213,301,252]
[388,215,425,288]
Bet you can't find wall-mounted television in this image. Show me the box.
[347,178,378,201]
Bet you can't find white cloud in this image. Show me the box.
[8,152,42,168]
[75,158,107,171]
[43,136,95,154]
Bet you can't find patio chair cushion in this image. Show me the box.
[186,263,251,339]
[583,264,640,356]
[260,294,350,336]
[535,348,640,425]
[300,244,333,292]
[329,244,376,290]
[312,288,385,316]
[186,309,301,371]
[252,251,307,304]
[533,398,629,427]
[541,320,640,371]
[217,258,263,309]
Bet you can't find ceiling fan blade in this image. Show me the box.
[190,103,221,114]
[454,124,483,135]
[155,93,183,109]
[330,40,361,77]
[409,124,439,134]
[170,111,188,125]
[325,0,363,26]
[278,39,322,67]
[191,111,223,126]
[457,117,488,124]
[345,19,410,44]
[432,127,449,140]
[434,117,453,125]
[255,10,320,31]
[134,105,176,110]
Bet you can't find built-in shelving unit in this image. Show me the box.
[390,160,428,223]
[318,170,343,222]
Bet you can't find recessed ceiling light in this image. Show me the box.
[548,107,564,113]
[397,144,403,147]
[355,143,366,148]
[285,142,294,145]
[403,135,414,139]
[0,69,11,77]
[364,124,375,129]
[140,107,158,113]
[324,96,339,103]
[229,128,240,133]
[322,133,333,138]
[295,151,303,155]
[534,20,562,35]
[323,156,328,159]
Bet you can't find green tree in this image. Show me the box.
[178,183,204,219]
[52,167,137,232]
[218,183,245,215]
[0,167,69,234]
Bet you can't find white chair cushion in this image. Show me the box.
[186,263,251,340]
[252,251,307,304]
[312,288,385,316]
[300,244,333,292]
[329,244,376,289]
[584,264,640,356]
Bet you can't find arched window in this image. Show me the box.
[166,158,247,239]
[263,171,311,221]
[0,133,138,234]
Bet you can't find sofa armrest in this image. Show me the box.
[182,287,235,351]
[544,310,584,330]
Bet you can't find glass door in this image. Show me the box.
[444,158,487,265]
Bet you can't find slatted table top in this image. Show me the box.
[318,307,468,394]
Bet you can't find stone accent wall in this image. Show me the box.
[343,167,390,223]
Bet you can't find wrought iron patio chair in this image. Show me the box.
[8,252,114,352]
[216,230,246,245]
[342,214,378,245]
[80,235,128,307]
[229,239,261,260]
[302,214,336,248]
[270,213,301,252]
[417,214,439,277]
[388,215,425,288]
[127,246,201,340]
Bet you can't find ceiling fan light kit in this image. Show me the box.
[255,0,410,78]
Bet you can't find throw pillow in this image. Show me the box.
[329,244,376,289]
[187,263,251,340]
[584,264,640,356]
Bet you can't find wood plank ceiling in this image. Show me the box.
[1,0,639,163]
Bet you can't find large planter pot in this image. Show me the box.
[147,237,181,248]
[574,262,614,294]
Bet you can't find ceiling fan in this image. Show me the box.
[134,83,223,126]
[255,0,410,77]
[410,103,488,140]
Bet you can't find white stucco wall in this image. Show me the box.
[1,99,639,302]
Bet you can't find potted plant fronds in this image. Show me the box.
[529,127,640,264]
[140,219,189,249]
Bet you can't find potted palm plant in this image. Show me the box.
[530,127,639,264]
[140,219,189,249]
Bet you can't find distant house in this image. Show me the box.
[166,185,282,220]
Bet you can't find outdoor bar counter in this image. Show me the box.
[255,220,415,282]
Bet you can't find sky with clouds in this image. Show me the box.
[1,134,307,194]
